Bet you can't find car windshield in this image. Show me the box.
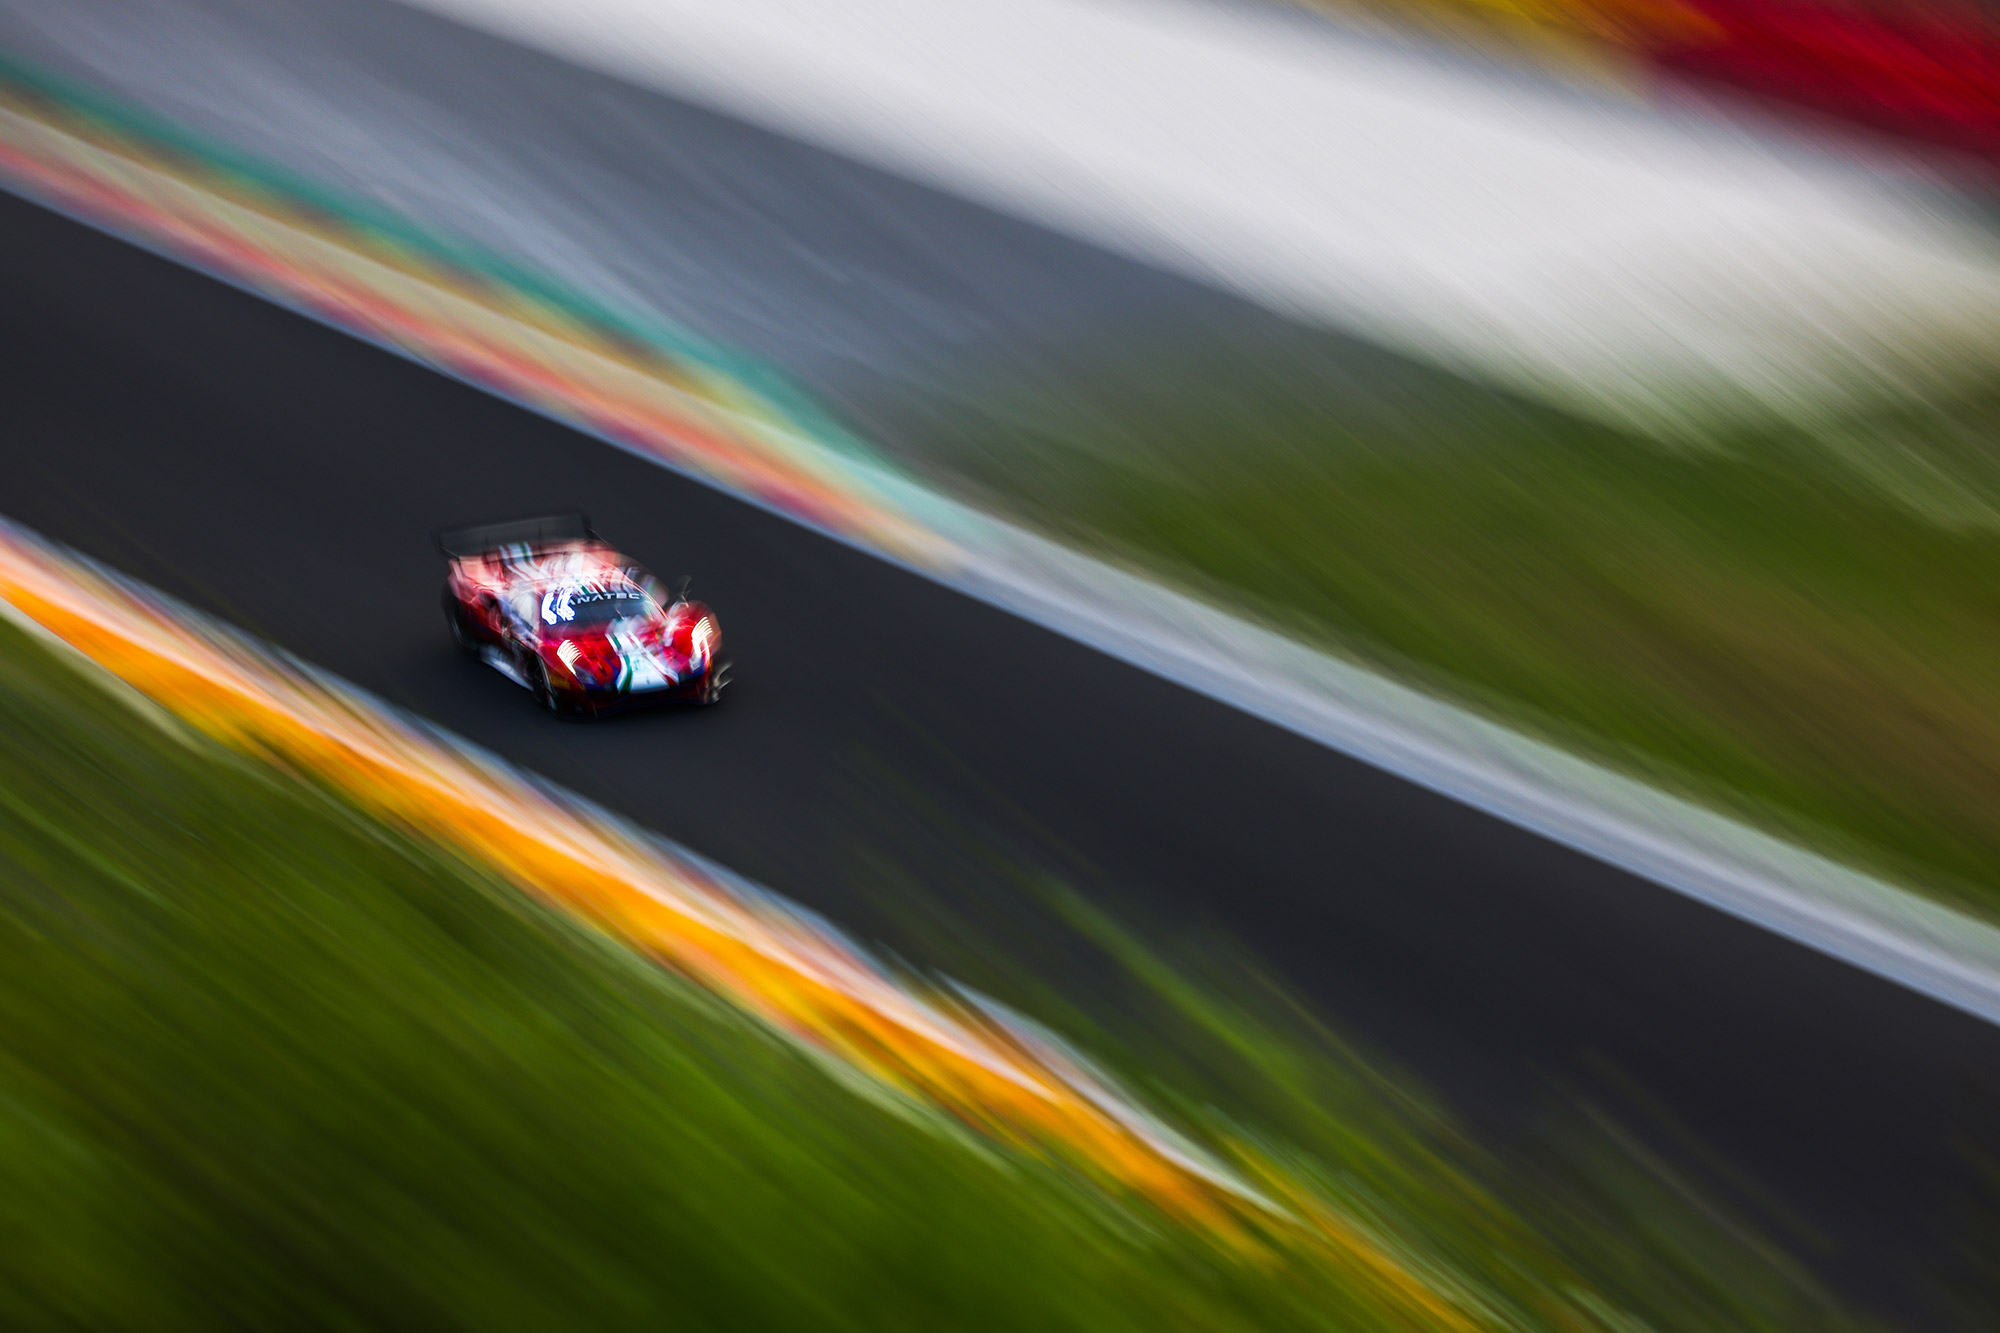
[539,586,653,628]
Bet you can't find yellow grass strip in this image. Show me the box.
[1292,0,1719,92]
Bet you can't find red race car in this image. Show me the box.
[436,512,728,716]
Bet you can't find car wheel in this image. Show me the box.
[443,588,481,657]
[525,657,567,716]
[694,661,731,707]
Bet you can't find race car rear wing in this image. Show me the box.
[434,511,597,561]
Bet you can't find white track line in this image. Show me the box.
[923,490,2000,1026]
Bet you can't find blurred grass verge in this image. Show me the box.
[860,323,2000,923]
[0,596,1905,1328]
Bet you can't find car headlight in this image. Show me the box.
[554,639,609,685]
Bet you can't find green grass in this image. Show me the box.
[0,620,1357,1331]
[868,325,2000,919]
[0,599,1908,1328]
[820,755,1932,1332]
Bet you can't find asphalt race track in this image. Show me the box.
[7,190,2000,1319]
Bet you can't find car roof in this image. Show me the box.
[456,540,654,593]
